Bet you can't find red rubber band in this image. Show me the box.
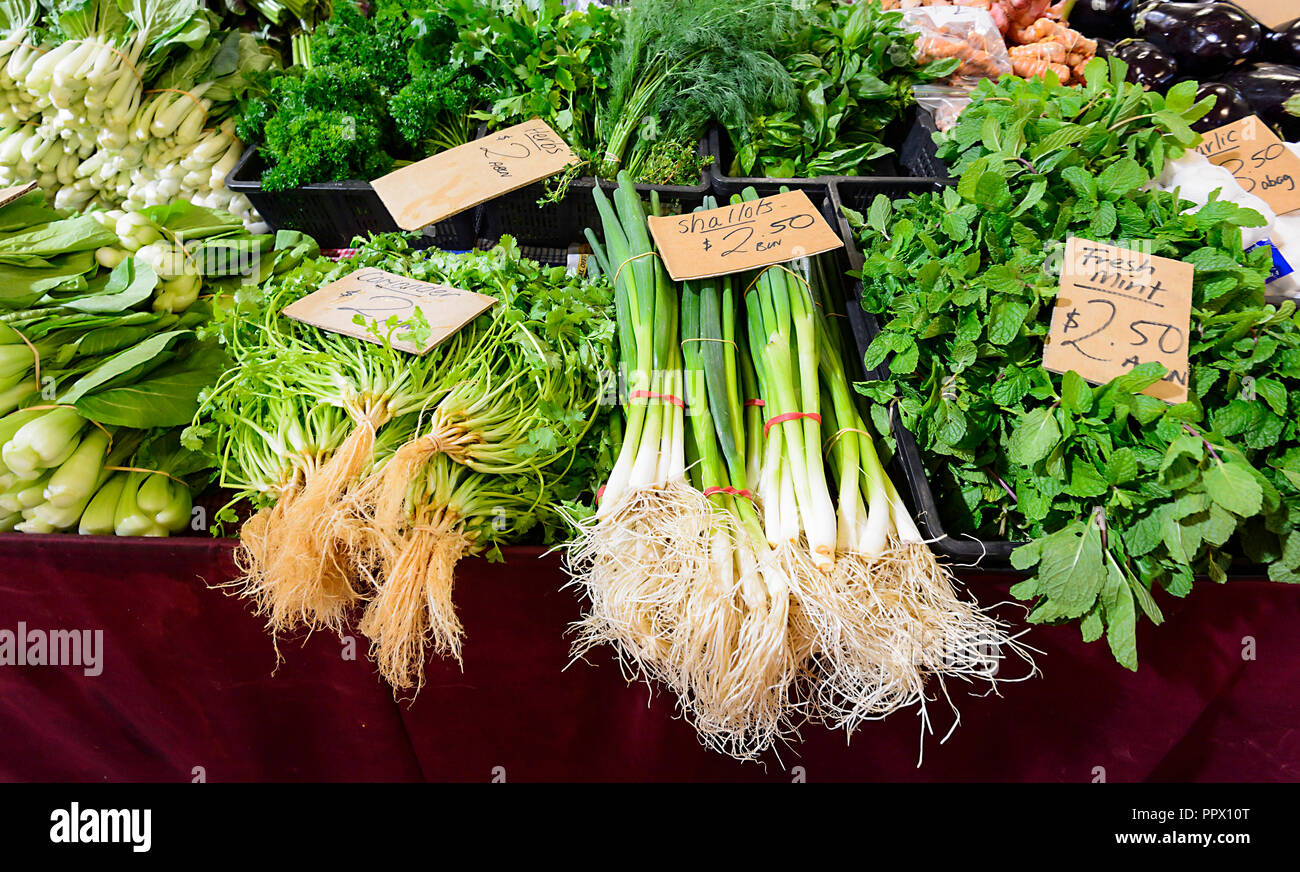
[744,398,766,407]
[763,411,823,438]
[703,486,753,500]
[630,389,685,408]
[596,485,606,502]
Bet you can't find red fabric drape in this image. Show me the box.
[1,534,1296,781]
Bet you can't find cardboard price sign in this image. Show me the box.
[371,119,576,231]
[646,190,843,281]
[1043,238,1194,404]
[1195,115,1300,216]
[282,268,496,355]
[1232,0,1293,29]
[0,181,37,207]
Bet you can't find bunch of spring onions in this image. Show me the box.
[569,176,1026,759]
[189,234,614,689]
[0,0,275,225]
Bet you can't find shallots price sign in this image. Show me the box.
[1043,238,1194,404]
[647,190,843,281]
[371,118,577,231]
[1195,115,1300,217]
[282,268,496,355]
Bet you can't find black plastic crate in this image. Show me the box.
[706,126,835,203]
[225,145,477,251]
[898,105,951,180]
[830,176,1017,566]
[475,134,714,249]
[706,121,920,203]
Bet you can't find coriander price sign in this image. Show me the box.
[647,190,843,281]
[1043,238,1194,404]
[282,268,496,355]
[371,119,577,231]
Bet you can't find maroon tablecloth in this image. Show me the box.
[1,534,1296,782]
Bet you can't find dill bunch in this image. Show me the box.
[595,0,798,179]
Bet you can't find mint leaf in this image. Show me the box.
[1007,406,1061,466]
[1060,370,1093,414]
[1204,460,1263,518]
[1096,158,1147,200]
[1033,518,1106,620]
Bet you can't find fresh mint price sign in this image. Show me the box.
[1043,237,1194,404]
[371,119,577,231]
[647,189,843,281]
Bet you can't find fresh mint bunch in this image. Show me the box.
[847,58,1295,669]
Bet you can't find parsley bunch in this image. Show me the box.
[236,0,486,189]
[848,58,1298,669]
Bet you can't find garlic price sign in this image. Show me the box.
[1196,115,1300,217]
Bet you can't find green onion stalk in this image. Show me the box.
[568,180,1022,758]
[571,173,718,698]
[795,249,1026,734]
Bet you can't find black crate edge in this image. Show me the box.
[829,177,1019,568]
[225,144,477,251]
[898,104,952,181]
[706,126,834,202]
[476,132,714,249]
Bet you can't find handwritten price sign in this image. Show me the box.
[0,180,36,207]
[372,119,577,231]
[1232,0,1292,29]
[282,267,496,355]
[647,190,843,281]
[1043,238,1194,404]
[1196,115,1300,217]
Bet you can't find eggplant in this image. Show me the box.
[1219,63,1300,140]
[1263,18,1300,65]
[1064,0,1136,41]
[1112,39,1180,89]
[1134,2,1263,72]
[1191,81,1254,131]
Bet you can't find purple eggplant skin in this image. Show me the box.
[1263,19,1300,65]
[1065,0,1136,41]
[1134,2,1263,72]
[1112,39,1180,88]
[1191,82,1254,132]
[1219,63,1300,140]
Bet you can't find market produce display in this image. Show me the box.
[0,0,1296,766]
[187,234,614,688]
[0,187,279,536]
[566,176,1022,757]
[0,0,277,225]
[848,57,1299,669]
